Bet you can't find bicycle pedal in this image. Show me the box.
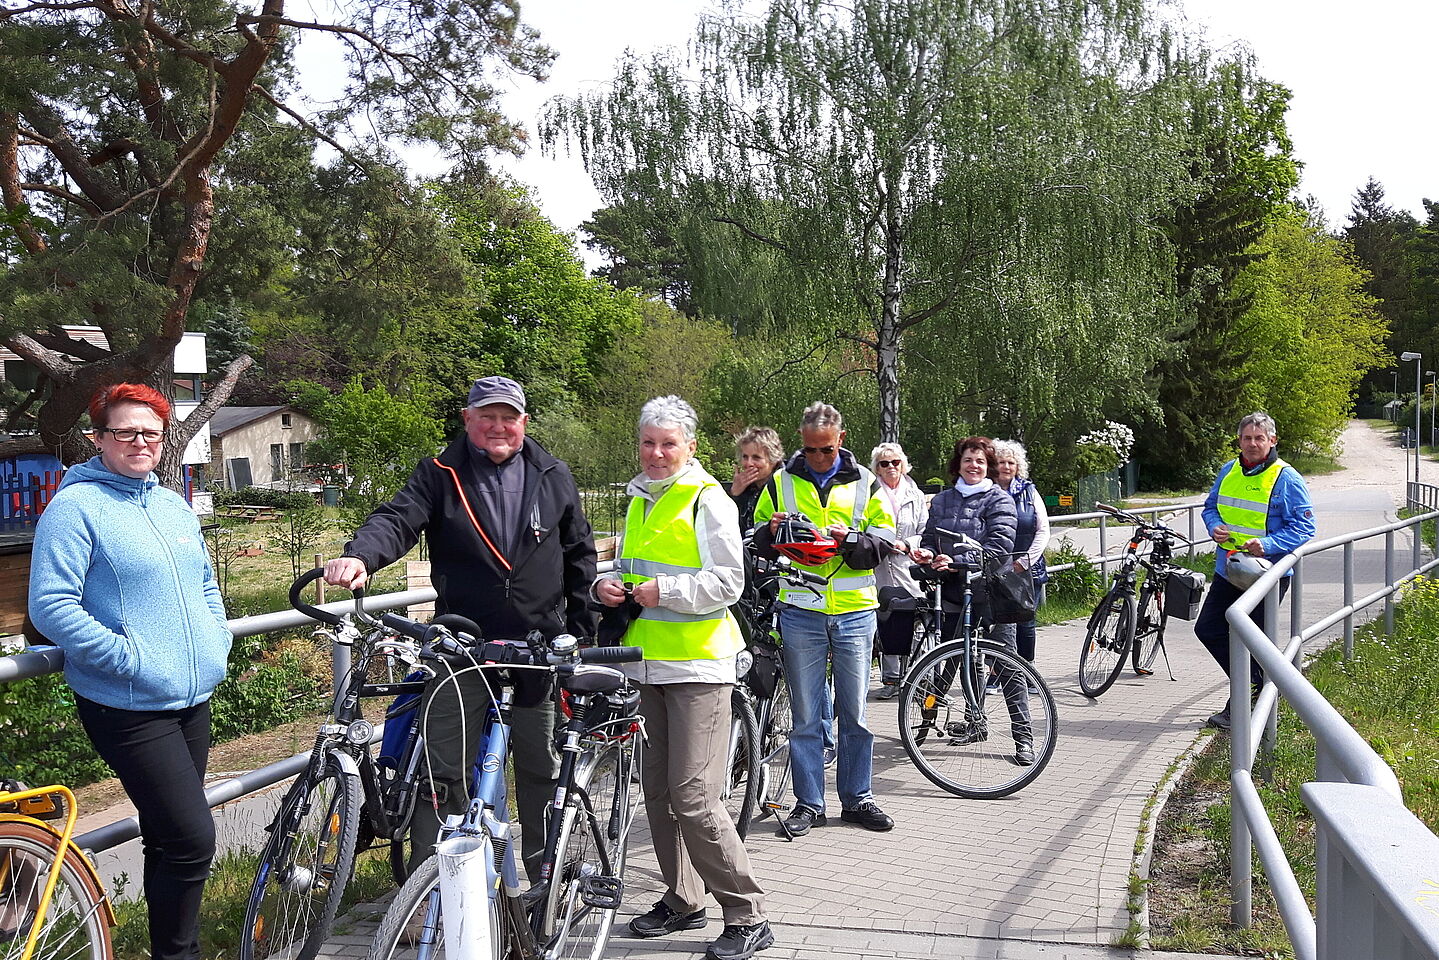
[578,875,623,909]
[945,722,989,746]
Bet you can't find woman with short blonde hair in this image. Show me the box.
[870,441,927,698]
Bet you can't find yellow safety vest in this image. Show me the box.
[1216,458,1288,550]
[618,474,744,661]
[753,465,896,615]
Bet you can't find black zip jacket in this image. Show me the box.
[343,434,598,642]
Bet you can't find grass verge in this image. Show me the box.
[1146,577,1439,955]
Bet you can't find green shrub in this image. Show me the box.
[214,486,315,510]
[0,670,111,787]
[1046,535,1103,605]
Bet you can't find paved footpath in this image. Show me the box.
[318,421,1409,960]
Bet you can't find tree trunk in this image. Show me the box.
[877,204,904,443]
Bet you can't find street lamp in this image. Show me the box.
[1402,351,1423,484]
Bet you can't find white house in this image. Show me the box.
[207,405,322,490]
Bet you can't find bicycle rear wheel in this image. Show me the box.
[1079,589,1134,698]
[1132,579,1168,675]
[0,820,112,960]
[755,675,792,822]
[721,690,761,839]
[540,734,641,960]
[899,640,1057,799]
[242,752,360,960]
[368,854,502,960]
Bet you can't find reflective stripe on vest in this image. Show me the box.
[618,474,744,661]
[1216,459,1287,549]
[774,464,888,614]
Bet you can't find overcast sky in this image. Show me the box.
[475,0,1436,247]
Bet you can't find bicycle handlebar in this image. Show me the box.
[1094,502,1197,547]
[290,567,364,627]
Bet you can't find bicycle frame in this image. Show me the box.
[0,784,115,960]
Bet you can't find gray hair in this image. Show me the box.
[800,401,843,432]
[869,442,910,474]
[992,439,1031,479]
[1238,412,1277,438]
[638,395,698,442]
[736,426,784,467]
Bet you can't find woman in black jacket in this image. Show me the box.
[913,436,1036,765]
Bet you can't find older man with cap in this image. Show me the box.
[324,375,597,877]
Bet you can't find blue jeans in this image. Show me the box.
[779,605,876,812]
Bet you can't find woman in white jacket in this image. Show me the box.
[870,443,928,699]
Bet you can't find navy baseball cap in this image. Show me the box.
[467,376,526,414]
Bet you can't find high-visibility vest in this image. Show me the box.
[1215,458,1288,550]
[618,474,744,661]
[758,465,895,615]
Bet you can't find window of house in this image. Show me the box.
[270,444,284,481]
[288,442,306,474]
[172,377,201,403]
[281,413,292,429]
[227,458,252,489]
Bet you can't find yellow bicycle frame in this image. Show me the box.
[0,783,115,960]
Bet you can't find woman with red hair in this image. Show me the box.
[29,382,232,960]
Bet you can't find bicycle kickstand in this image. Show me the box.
[1158,636,1177,681]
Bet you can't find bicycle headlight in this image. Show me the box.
[345,719,375,746]
[735,649,754,679]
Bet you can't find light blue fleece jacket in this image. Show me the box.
[28,457,233,711]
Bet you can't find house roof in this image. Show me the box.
[209,405,295,436]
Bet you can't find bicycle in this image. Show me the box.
[0,782,114,960]
[242,569,463,960]
[898,528,1058,799]
[1078,503,1204,699]
[727,549,828,840]
[369,623,645,960]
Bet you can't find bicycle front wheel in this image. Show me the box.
[756,674,792,821]
[899,640,1057,799]
[721,689,761,839]
[0,820,112,960]
[1132,579,1168,675]
[1079,589,1134,698]
[541,734,642,960]
[242,751,361,960]
[368,854,502,960]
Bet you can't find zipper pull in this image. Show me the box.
[505,577,512,599]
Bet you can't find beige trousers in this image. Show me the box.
[638,682,767,925]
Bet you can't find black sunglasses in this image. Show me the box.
[802,445,836,455]
[877,459,902,468]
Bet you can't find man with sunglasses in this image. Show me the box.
[751,402,898,837]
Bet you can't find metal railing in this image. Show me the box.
[1226,510,1439,960]
[0,586,438,854]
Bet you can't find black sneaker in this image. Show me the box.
[628,901,708,939]
[706,921,775,960]
[1015,742,1036,766]
[778,805,826,837]
[839,800,894,831]
[1206,704,1232,731]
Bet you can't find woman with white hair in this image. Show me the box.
[594,395,772,960]
[870,442,928,699]
[993,439,1051,671]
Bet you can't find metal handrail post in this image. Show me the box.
[1231,606,1254,927]
[1187,506,1197,560]
[1384,530,1395,635]
[1343,542,1355,660]
[1098,513,1109,585]
[1260,576,1281,776]
[1414,513,1423,576]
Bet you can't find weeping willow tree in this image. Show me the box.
[543,0,1202,445]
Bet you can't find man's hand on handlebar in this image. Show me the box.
[324,556,369,591]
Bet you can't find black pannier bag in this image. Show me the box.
[986,562,1038,624]
[1164,569,1207,620]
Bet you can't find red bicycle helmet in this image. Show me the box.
[772,514,839,566]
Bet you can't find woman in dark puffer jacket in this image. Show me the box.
[913,436,1036,765]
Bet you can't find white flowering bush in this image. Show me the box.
[1076,420,1135,466]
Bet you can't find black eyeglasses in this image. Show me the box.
[877,459,902,468]
[802,445,836,455]
[100,428,163,443]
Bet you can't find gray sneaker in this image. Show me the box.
[876,683,901,700]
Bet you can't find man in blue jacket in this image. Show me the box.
[1196,412,1316,730]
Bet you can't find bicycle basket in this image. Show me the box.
[1164,569,1207,620]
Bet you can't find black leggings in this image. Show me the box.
[75,696,215,960]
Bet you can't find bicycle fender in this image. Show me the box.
[0,813,118,927]
[329,750,363,780]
